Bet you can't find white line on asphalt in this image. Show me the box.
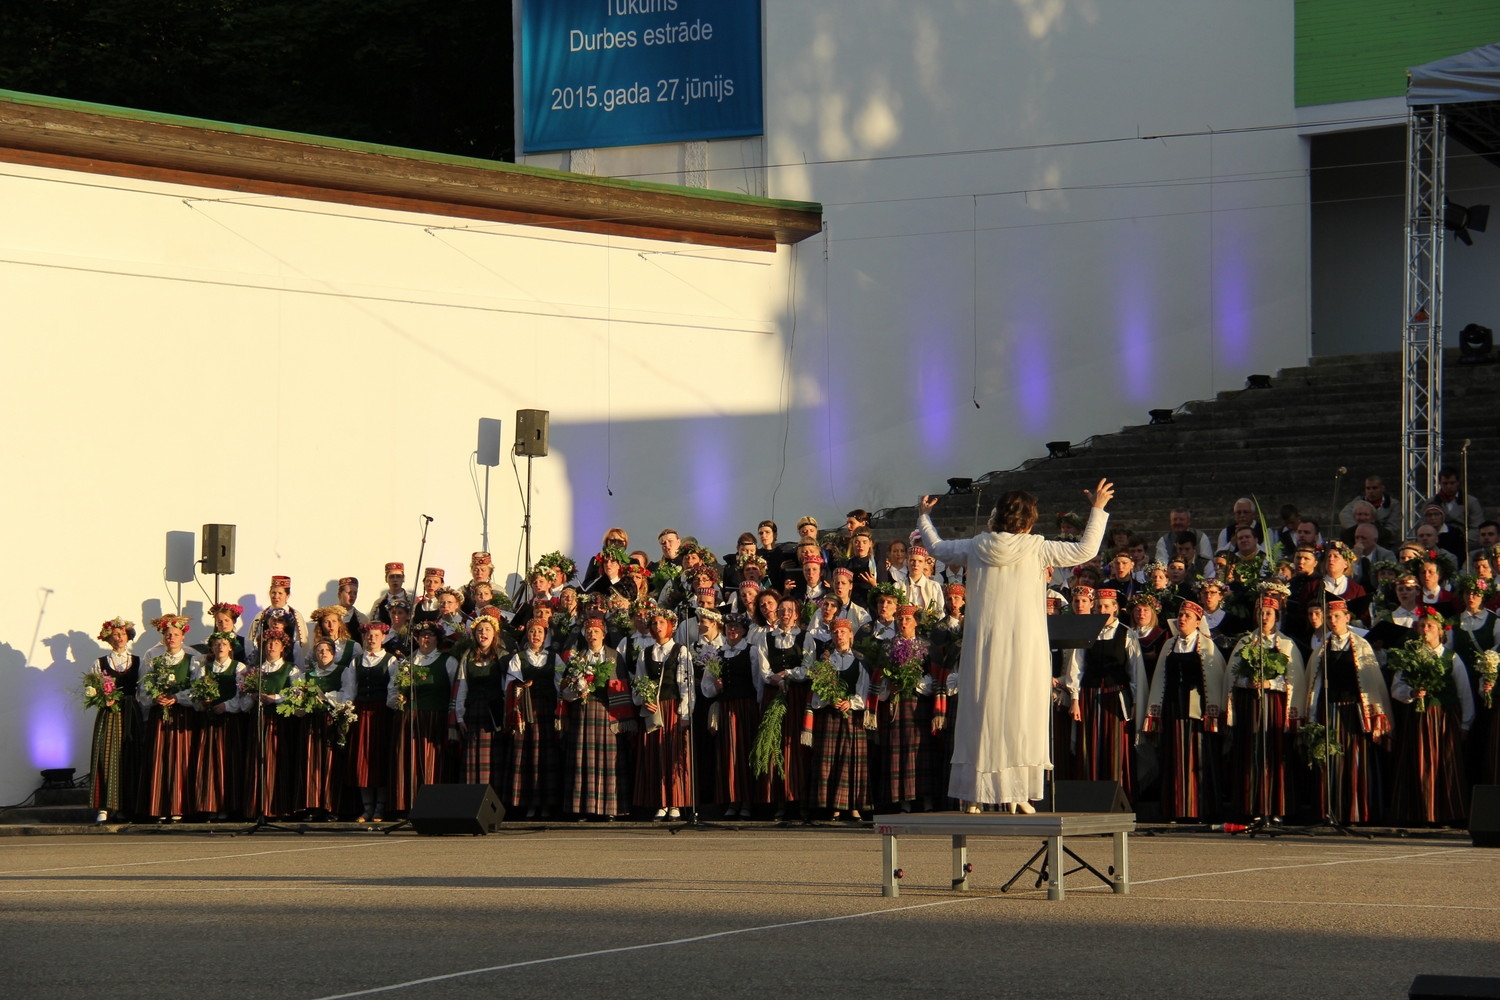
[1129,847,1469,885]
[0,839,404,876]
[306,894,1004,999]
[1126,894,1500,911]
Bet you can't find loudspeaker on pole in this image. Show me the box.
[201,524,237,575]
[514,409,550,457]
[165,531,196,584]
[476,417,503,467]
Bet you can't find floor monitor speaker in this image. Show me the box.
[408,783,504,835]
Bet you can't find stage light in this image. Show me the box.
[1148,408,1174,425]
[946,477,975,494]
[40,768,75,789]
[1444,200,1489,246]
[1459,323,1494,364]
[1046,441,1072,459]
[1246,374,1273,390]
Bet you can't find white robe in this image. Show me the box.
[918,507,1107,804]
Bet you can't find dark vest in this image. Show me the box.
[719,645,757,701]
[1162,649,1204,714]
[411,654,454,713]
[1325,645,1361,703]
[1082,626,1130,689]
[305,662,348,696]
[644,641,682,702]
[98,654,140,699]
[517,650,559,716]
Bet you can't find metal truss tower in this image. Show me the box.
[1401,106,1444,535]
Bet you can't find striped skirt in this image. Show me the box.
[389,710,448,812]
[1229,687,1292,820]
[810,707,868,811]
[293,714,343,814]
[347,701,392,788]
[193,711,244,817]
[1074,684,1134,803]
[1390,702,1467,826]
[564,697,618,817]
[461,705,503,792]
[634,710,692,809]
[1312,701,1386,825]
[243,711,296,819]
[713,697,760,806]
[881,696,921,806]
[138,707,196,819]
[1156,713,1208,822]
[89,706,141,814]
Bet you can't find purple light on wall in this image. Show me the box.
[1012,331,1052,434]
[910,323,956,460]
[1116,259,1155,403]
[691,423,733,540]
[29,688,73,769]
[1215,245,1252,372]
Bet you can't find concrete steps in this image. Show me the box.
[879,349,1500,541]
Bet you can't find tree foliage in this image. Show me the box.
[0,0,514,161]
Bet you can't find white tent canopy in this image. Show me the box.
[1408,42,1500,105]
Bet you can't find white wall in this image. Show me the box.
[0,165,794,804]
[1,1,1314,804]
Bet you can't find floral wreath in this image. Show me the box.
[1413,605,1450,627]
[535,551,577,583]
[97,617,137,642]
[149,614,190,635]
[868,582,903,604]
[591,546,629,568]
[209,602,244,620]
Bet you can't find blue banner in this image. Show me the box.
[521,0,763,154]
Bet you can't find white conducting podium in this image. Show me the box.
[874,809,1135,900]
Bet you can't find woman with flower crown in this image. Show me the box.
[245,627,299,820]
[188,629,248,821]
[294,637,357,820]
[456,612,511,798]
[699,612,763,818]
[1388,609,1474,825]
[1304,599,1392,824]
[88,617,142,824]
[137,614,197,821]
[1223,593,1306,824]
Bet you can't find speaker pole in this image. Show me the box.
[524,454,534,580]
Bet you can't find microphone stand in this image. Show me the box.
[386,515,433,835]
[1462,439,1472,566]
[245,630,300,835]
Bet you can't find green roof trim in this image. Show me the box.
[0,86,820,215]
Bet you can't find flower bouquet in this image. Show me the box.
[238,665,264,697]
[329,700,357,746]
[1300,722,1344,769]
[882,637,928,705]
[82,669,121,713]
[142,657,184,721]
[694,645,723,680]
[1387,640,1450,713]
[1474,650,1498,710]
[631,674,662,731]
[807,655,851,716]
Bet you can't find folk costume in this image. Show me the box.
[386,626,457,812]
[457,630,511,795]
[187,647,247,819]
[349,623,399,821]
[1389,624,1475,826]
[917,506,1108,807]
[1305,612,1393,824]
[295,650,356,817]
[756,622,811,812]
[1224,611,1307,822]
[1451,599,1500,786]
[504,642,564,816]
[88,618,142,821]
[699,622,765,816]
[1141,617,1228,821]
[560,630,628,818]
[633,620,696,816]
[244,648,298,820]
[1067,611,1146,803]
[806,623,870,816]
[137,616,197,820]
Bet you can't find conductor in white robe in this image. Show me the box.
[917,479,1114,810]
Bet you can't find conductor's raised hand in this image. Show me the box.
[917,495,939,515]
[1083,478,1116,510]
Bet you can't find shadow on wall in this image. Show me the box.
[550,412,840,564]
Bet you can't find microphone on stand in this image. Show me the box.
[421,514,435,523]
[1335,466,1347,479]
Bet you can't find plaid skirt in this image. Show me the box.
[564,697,618,817]
[508,711,562,810]
[810,707,868,811]
[881,696,921,806]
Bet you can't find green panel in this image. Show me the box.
[1296,0,1500,107]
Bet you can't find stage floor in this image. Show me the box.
[2,827,1496,999]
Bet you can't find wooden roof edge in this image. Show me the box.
[0,89,823,249]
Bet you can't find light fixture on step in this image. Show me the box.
[946,478,976,494]
[40,768,75,789]
[1046,440,1072,459]
[1148,408,1174,425]
[1245,374,1273,390]
[1459,323,1494,364]
[1444,199,1489,246]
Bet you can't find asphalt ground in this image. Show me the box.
[2,825,1498,1000]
